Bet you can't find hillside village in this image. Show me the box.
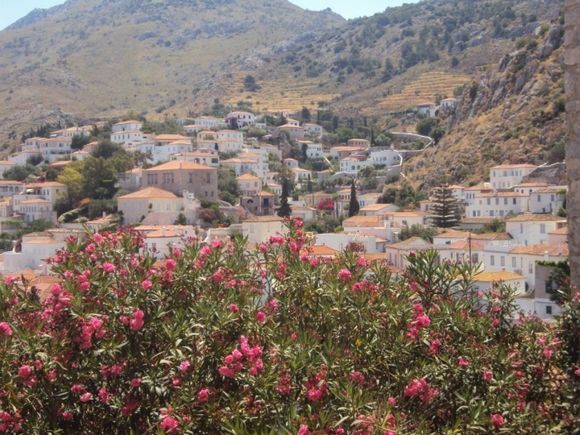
[0,100,568,320]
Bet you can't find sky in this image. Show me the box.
[0,0,418,30]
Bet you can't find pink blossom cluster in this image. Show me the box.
[406,303,431,340]
[403,378,438,403]
[218,336,264,378]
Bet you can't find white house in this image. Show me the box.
[226,111,256,128]
[21,182,67,206]
[284,158,299,169]
[184,116,227,133]
[112,120,143,133]
[16,198,56,224]
[490,164,538,189]
[0,180,24,198]
[197,130,244,154]
[136,225,197,258]
[171,150,219,167]
[416,103,437,117]
[385,237,433,270]
[465,191,528,218]
[237,173,262,196]
[303,123,324,138]
[359,203,399,216]
[241,216,286,245]
[299,141,324,159]
[505,214,567,246]
[528,186,567,214]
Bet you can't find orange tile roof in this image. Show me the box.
[475,271,525,282]
[237,173,259,180]
[510,243,568,256]
[360,204,392,211]
[301,245,338,257]
[145,160,214,172]
[388,237,433,249]
[506,214,567,222]
[119,187,177,200]
[444,240,485,251]
[343,215,382,227]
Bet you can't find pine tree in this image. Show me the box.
[348,179,360,217]
[307,175,313,193]
[277,177,292,218]
[429,184,461,228]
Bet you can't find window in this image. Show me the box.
[513,198,517,205]
[512,257,516,268]
[540,224,546,234]
[546,306,552,315]
[500,256,505,267]
[528,263,533,274]
[490,255,495,266]
[537,195,541,202]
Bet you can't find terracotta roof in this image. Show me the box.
[301,245,338,257]
[514,182,549,187]
[237,173,259,180]
[444,240,485,251]
[343,215,383,228]
[480,192,527,197]
[154,134,190,142]
[145,160,214,172]
[506,214,567,222]
[475,271,525,282]
[244,216,284,223]
[510,243,568,256]
[471,232,512,241]
[388,237,433,250]
[259,191,275,197]
[436,229,472,238]
[119,187,177,200]
[360,204,393,211]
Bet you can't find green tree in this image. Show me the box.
[174,212,187,225]
[3,165,38,181]
[277,177,292,218]
[348,180,360,217]
[82,157,117,199]
[218,169,240,205]
[416,118,438,137]
[57,164,84,203]
[243,75,260,92]
[429,185,461,228]
[399,224,438,242]
[301,107,311,122]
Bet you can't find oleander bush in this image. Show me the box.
[0,219,578,434]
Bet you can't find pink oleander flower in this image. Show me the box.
[338,268,352,281]
[415,314,431,327]
[256,311,266,324]
[228,303,239,313]
[98,388,110,404]
[298,424,309,435]
[350,370,365,384]
[429,339,442,355]
[0,322,13,337]
[130,309,145,331]
[387,396,397,406]
[130,378,142,388]
[575,368,580,377]
[483,370,494,382]
[160,415,180,434]
[102,262,116,273]
[543,348,554,359]
[178,360,191,373]
[490,413,505,428]
[458,357,470,368]
[197,388,210,403]
[80,392,93,403]
[18,365,32,380]
[141,279,153,290]
[165,258,177,271]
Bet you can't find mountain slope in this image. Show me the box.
[0,0,344,143]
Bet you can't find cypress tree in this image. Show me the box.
[429,184,461,228]
[348,179,360,217]
[277,177,292,218]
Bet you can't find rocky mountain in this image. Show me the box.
[0,0,343,145]
[404,21,566,188]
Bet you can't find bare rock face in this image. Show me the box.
[564,0,580,288]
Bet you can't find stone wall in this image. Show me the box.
[565,0,580,288]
